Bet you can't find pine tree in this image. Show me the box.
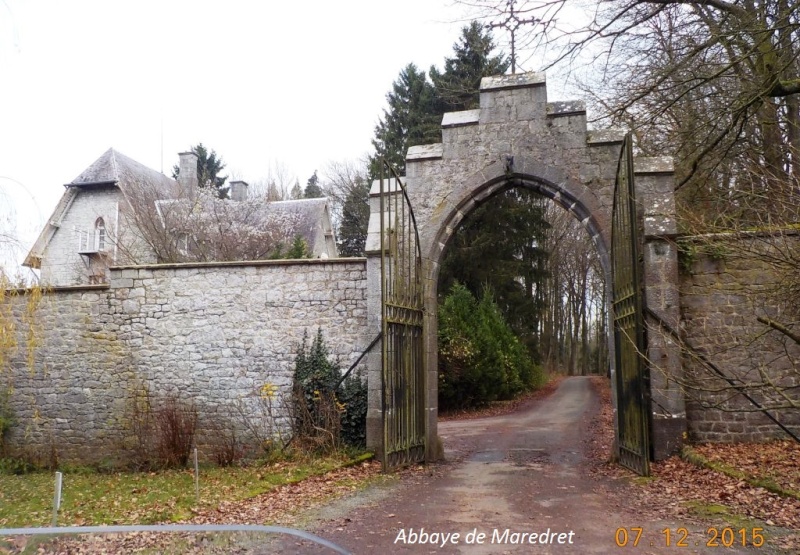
[290,180,303,200]
[439,188,550,360]
[303,170,324,198]
[430,21,509,112]
[337,176,370,256]
[370,63,439,177]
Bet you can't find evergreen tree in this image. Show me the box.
[290,180,303,200]
[337,176,370,256]
[303,170,324,198]
[172,143,229,199]
[370,63,439,177]
[439,188,550,359]
[367,24,549,369]
[430,21,509,112]
[438,283,542,410]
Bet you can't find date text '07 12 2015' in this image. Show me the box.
[615,527,765,548]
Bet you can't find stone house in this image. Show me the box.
[23,148,338,285]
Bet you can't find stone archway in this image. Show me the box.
[366,73,686,465]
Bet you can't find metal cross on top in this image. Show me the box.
[487,0,540,74]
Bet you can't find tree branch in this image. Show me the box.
[757,316,800,345]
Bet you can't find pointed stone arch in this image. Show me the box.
[366,72,686,466]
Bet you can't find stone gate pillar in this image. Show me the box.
[364,180,385,458]
[636,158,687,459]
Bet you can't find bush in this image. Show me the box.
[338,368,367,448]
[153,394,198,468]
[438,283,543,410]
[206,421,245,467]
[0,386,14,456]
[292,329,367,451]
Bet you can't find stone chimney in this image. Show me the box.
[229,180,249,201]
[178,151,199,199]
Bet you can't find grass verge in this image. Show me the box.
[0,452,372,528]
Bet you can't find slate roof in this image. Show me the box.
[269,198,332,255]
[68,148,176,191]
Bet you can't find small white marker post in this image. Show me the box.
[193,447,199,505]
[51,471,63,527]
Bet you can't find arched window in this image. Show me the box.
[95,217,106,251]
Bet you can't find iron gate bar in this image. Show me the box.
[379,160,426,471]
[611,133,651,476]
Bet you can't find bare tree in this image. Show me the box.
[247,160,298,202]
[320,160,371,257]
[461,0,800,219]
[539,201,607,375]
[114,180,309,264]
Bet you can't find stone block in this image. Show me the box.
[111,278,134,289]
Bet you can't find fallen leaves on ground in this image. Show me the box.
[187,460,382,526]
[693,440,800,496]
[586,376,800,552]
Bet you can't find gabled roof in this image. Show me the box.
[24,148,176,268]
[270,198,333,255]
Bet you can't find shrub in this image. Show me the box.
[338,368,367,448]
[153,394,198,468]
[292,329,368,451]
[206,421,244,467]
[235,381,292,457]
[0,386,14,456]
[438,282,543,410]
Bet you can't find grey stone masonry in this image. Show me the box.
[636,159,686,459]
[4,258,369,463]
[365,71,684,462]
[679,232,800,442]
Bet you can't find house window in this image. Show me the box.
[177,232,189,255]
[77,229,90,252]
[95,218,106,251]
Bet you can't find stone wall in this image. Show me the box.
[679,232,800,442]
[3,258,370,463]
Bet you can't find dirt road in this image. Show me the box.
[273,377,778,554]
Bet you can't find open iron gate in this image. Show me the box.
[379,161,426,471]
[611,133,651,476]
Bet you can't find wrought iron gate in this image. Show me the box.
[611,133,651,476]
[379,161,426,471]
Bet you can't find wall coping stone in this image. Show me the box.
[586,129,627,145]
[442,109,480,129]
[634,156,675,175]
[407,144,444,162]
[480,72,546,91]
[680,228,800,242]
[110,258,366,272]
[546,100,586,117]
[3,283,110,295]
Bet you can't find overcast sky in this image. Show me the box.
[0,0,576,275]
